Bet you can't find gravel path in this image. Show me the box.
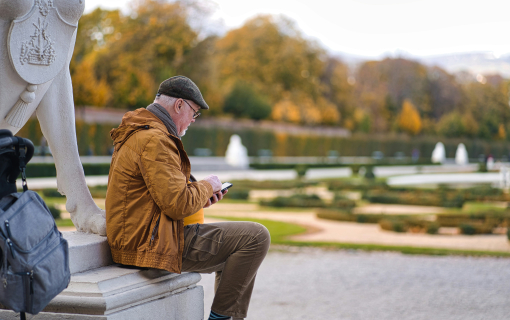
[200,246,510,320]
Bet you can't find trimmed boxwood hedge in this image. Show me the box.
[260,194,326,208]
[25,163,111,178]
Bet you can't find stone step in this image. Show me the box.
[0,232,203,319]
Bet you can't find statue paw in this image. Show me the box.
[68,202,107,236]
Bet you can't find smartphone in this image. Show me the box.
[210,182,233,202]
[221,182,233,192]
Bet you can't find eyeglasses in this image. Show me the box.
[183,99,200,119]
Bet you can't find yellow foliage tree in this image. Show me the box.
[318,96,341,125]
[72,53,111,107]
[498,124,506,140]
[398,99,422,135]
[215,15,325,104]
[272,98,301,123]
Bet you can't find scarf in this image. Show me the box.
[146,103,197,182]
[146,103,179,138]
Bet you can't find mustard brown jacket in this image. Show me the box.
[105,108,213,273]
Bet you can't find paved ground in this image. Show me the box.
[200,246,510,320]
[205,203,510,252]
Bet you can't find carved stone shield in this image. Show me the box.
[7,1,77,85]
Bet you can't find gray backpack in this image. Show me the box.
[0,131,70,318]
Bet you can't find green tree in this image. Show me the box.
[436,111,465,137]
[224,82,272,120]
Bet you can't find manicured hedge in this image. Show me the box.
[260,194,326,208]
[15,118,510,158]
[25,163,111,178]
[363,190,465,208]
[231,180,318,190]
[436,212,510,232]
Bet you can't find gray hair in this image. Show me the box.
[154,94,178,108]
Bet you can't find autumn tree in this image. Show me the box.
[462,80,510,140]
[320,57,353,127]
[214,15,341,124]
[71,8,121,106]
[71,0,213,109]
[223,82,272,120]
[436,111,465,137]
[398,99,422,135]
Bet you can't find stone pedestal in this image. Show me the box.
[0,232,204,320]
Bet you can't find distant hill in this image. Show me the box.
[419,52,510,79]
[335,51,510,79]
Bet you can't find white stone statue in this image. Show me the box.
[431,142,446,164]
[455,143,468,165]
[225,134,249,169]
[487,155,495,171]
[500,165,510,189]
[0,0,106,235]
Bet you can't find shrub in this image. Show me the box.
[224,189,250,200]
[231,180,318,190]
[392,221,406,233]
[379,219,407,232]
[379,219,394,231]
[355,214,382,224]
[26,163,111,178]
[89,185,108,199]
[364,166,375,179]
[316,209,355,222]
[260,194,326,208]
[459,223,476,235]
[507,228,510,241]
[330,199,356,210]
[327,180,388,192]
[47,205,61,220]
[294,164,308,179]
[350,165,361,175]
[436,212,510,230]
[426,223,440,234]
[364,190,465,208]
[42,188,64,198]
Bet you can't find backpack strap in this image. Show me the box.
[0,195,16,211]
[14,138,28,192]
[18,140,27,192]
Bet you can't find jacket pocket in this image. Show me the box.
[184,224,223,262]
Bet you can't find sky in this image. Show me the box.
[84,0,510,59]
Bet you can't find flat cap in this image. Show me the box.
[157,76,209,110]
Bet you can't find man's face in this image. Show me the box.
[176,99,198,137]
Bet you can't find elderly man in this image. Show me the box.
[105,76,270,320]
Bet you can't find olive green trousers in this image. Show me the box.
[182,221,270,319]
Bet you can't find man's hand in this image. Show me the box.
[203,189,228,208]
[203,174,221,192]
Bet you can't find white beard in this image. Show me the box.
[179,129,187,137]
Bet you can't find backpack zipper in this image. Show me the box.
[5,220,12,238]
[6,238,15,259]
[14,271,33,312]
[5,222,55,254]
